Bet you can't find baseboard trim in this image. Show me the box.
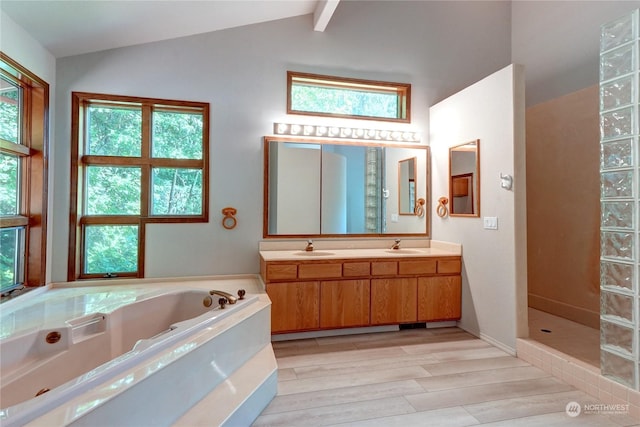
[528,294,599,328]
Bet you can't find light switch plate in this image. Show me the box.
[483,216,498,230]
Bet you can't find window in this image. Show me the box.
[287,71,411,123]
[69,93,209,280]
[0,53,49,294]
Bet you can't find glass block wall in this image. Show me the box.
[600,9,640,391]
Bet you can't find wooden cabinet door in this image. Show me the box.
[417,276,461,321]
[320,280,370,328]
[266,281,319,333]
[370,278,417,325]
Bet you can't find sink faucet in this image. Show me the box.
[305,239,314,252]
[391,239,401,250]
[209,290,237,304]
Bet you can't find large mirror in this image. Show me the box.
[264,136,429,237]
[449,139,480,217]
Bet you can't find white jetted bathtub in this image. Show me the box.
[0,275,276,426]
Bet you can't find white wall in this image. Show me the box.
[512,0,640,106]
[50,1,512,280]
[430,64,527,353]
[0,11,56,283]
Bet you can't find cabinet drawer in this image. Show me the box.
[343,262,370,277]
[298,263,342,279]
[399,259,437,275]
[371,261,398,276]
[437,259,461,274]
[266,264,297,281]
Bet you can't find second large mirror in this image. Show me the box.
[449,139,480,217]
[264,136,429,237]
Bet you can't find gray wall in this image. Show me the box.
[51,1,512,280]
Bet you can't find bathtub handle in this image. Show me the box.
[218,297,228,309]
[237,289,245,300]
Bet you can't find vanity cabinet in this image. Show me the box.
[320,280,370,328]
[267,281,319,333]
[417,276,461,321]
[261,255,461,334]
[371,278,417,325]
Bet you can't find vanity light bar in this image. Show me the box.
[273,122,420,143]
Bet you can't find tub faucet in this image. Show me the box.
[209,290,237,304]
[391,239,401,250]
[305,239,314,252]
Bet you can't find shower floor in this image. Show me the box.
[528,307,600,367]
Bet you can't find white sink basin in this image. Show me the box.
[292,251,336,256]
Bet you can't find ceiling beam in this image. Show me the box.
[313,0,340,32]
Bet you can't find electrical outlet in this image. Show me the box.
[483,216,498,230]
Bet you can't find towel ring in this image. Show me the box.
[221,207,237,230]
[414,198,426,217]
[436,197,449,218]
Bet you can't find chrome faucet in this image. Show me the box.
[391,239,401,250]
[305,239,314,252]
[209,289,237,304]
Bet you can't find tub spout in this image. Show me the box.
[209,290,237,304]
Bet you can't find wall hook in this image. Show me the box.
[500,173,513,191]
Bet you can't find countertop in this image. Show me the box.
[259,246,460,262]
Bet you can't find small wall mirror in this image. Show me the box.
[449,139,480,217]
[398,157,417,215]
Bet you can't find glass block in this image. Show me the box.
[600,44,634,81]
[601,348,635,388]
[601,170,633,198]
[601,76,634,111]
[601,201,634,229]
[601,138,633,169]
[601,320,634,354]
[601,12,635,52]
[601,261,634,291]
[601,107,634,140]
[601,231,634,260]
[601,290,634,322]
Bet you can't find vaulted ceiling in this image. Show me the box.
[1,0,340,58]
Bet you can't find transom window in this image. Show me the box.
[287,71,411,123]
[69,93,209,280]
[0,53,49,294]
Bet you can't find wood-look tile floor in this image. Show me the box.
[528,308,600,367]
[253,328,638,426]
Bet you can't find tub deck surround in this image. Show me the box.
[0,275,276,427]
[259,240,462,334]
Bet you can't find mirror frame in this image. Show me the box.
[449,139,480,217]
[263,136,431,238]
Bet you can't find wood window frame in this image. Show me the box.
[287,71,411,123]
[0,52,49,290]
[68,92,210,281]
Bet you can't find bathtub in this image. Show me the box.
[0,275,276,426]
